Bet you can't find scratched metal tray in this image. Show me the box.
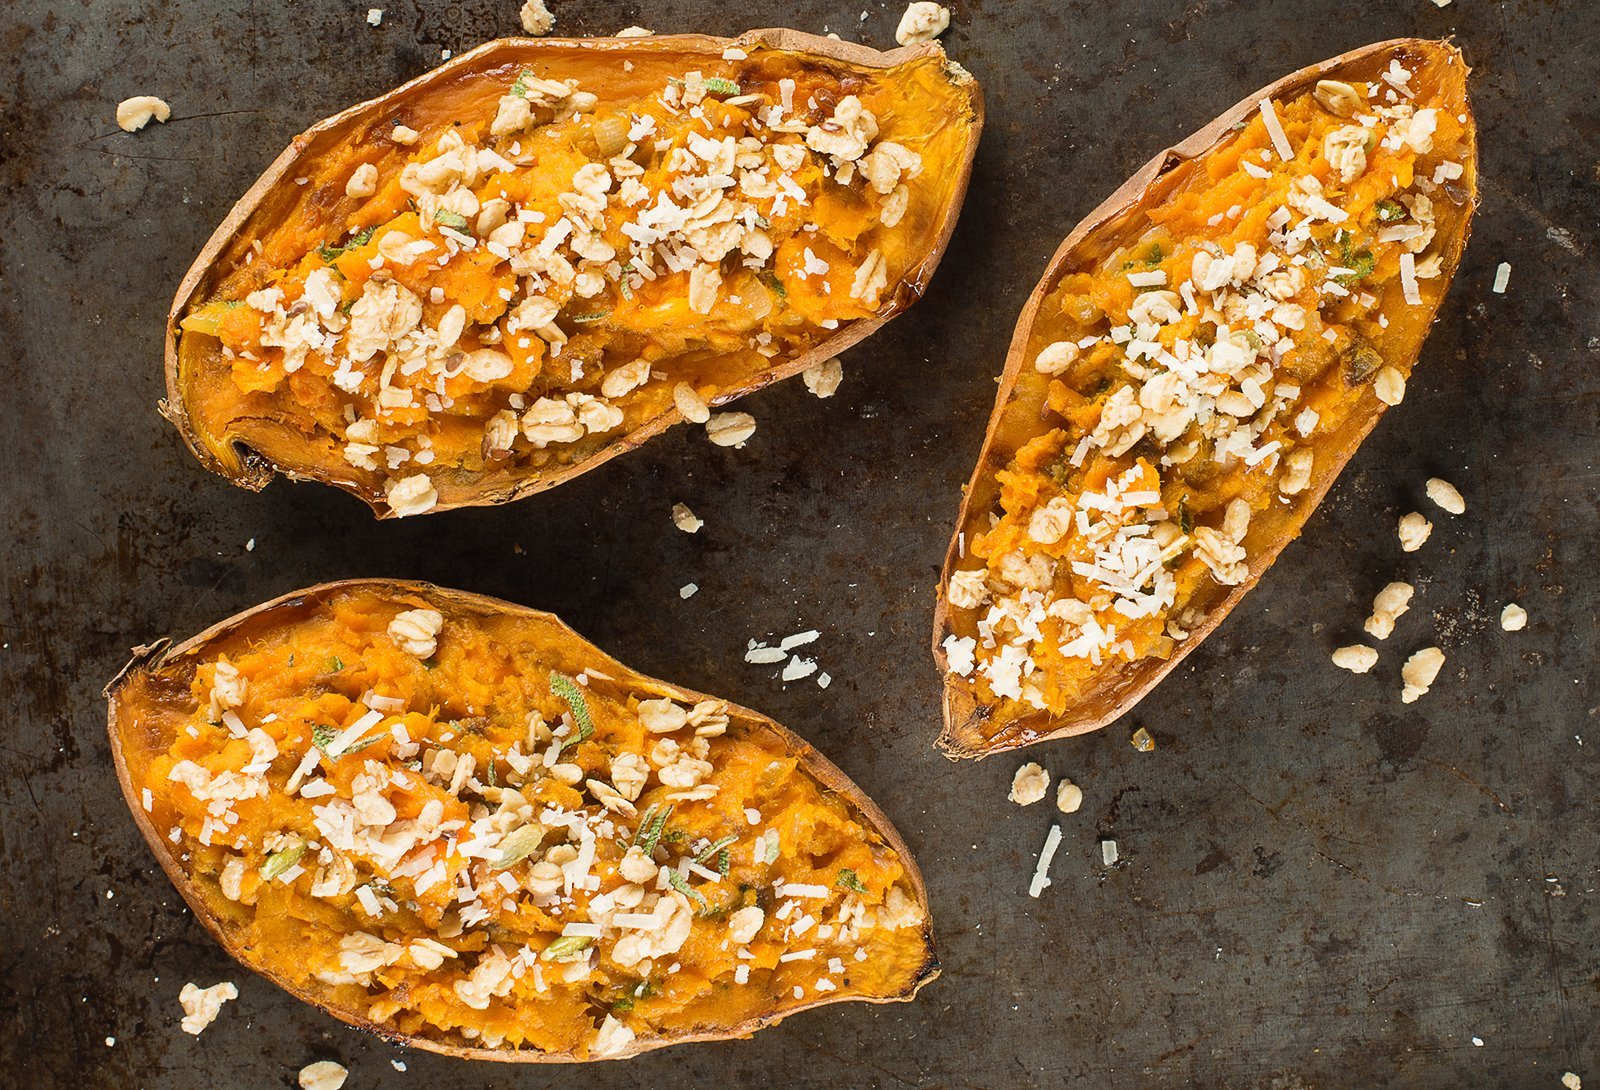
[3,0,1596,1087]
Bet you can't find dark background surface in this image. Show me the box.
[2,0,1596,1087]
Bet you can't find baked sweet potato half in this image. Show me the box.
[107,581,936,1061]
[164,30,982,516]
[934,39,1476,757]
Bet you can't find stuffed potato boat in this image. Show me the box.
[107,582,936,1061]
[164,30,982,516]
[934,40,1476,757]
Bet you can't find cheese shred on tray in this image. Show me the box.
[937,41,1475,752]
[108,582,935,1061]
[168,33,980,516]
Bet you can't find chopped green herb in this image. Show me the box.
[311,724,338,751]
[633,804,674,855]
[486,759,498,788]
[836,868,868,894]
[367,880,396,898]
[540,935,593,961]
[754,214,771,230]
[550,674,595,745]
[259,842,306,880]
[761,831,780,865]
[328,656,344,672]
[1177,496,1194,534]
[491,824,546,869]
[569,310,610,323]
[1336,249,1376,285]
[341,732,385,754]
[1374,199,1406,223]
[693,835,737,866]
[717,848,731,877]
[316,226,376,263]
[667,867,709,910]
[1243,329,1264,352]
[703,77,741,96]
[760,271,788,299]
[434,208,471,232]
[611,996,635,1012]
[509,69,538,99]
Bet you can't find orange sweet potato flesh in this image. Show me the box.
[107,581,936,1061]
[933,40,1476,758]
[164,30,982,517]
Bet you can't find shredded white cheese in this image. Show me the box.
[1028,825,1063,898]
[1258,99,1293,161]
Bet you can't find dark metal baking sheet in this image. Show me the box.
[3,0,1596,1086]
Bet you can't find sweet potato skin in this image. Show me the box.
[107,580,937,1062]
[162,30,983,517]
[932,39,1477,759]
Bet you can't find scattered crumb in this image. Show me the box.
[1400,646,1446,703]
[1430,0,1452,7]
[615,25,653,37]
[178,981,238,1035]
[671,503,703,533]
[519,0,554,36]
[1425,477,1466,514]
[706,412,757,447]
[1332,644,1379,673]
[1130,726,1156,752]
[1398,511,1433,552]
[105,1037,115,1047]
[1492,262,1511,294]
[1028,825,1063,897]
[1364,581,1414,640]
[1055,780,1083,814]
[802,357,844,399]
[1500,602,1528,631]
[116,95,171,132]
[678,583,698,599]
[365,8,383,25]
[1471,1036,1484,1046]
[817,671,832,689]
[1100,839,1119,866]
[1009,762,1049,806]
[244,537,256,552]
[392,1059,408,1071]
[1561,1075,1581,1090]
[298,1061,349,1090]
[895,1,950,45]
[781,656,818,682]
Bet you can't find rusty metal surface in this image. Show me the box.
[2,0,1596,1086]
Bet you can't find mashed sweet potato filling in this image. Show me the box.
[119,588,928,1058]
[176,44,973,514]
[942,54,1472,724]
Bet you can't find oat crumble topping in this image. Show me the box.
[129,589,927,1057]
[179,45,965,514]
[941,55,1471,725]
